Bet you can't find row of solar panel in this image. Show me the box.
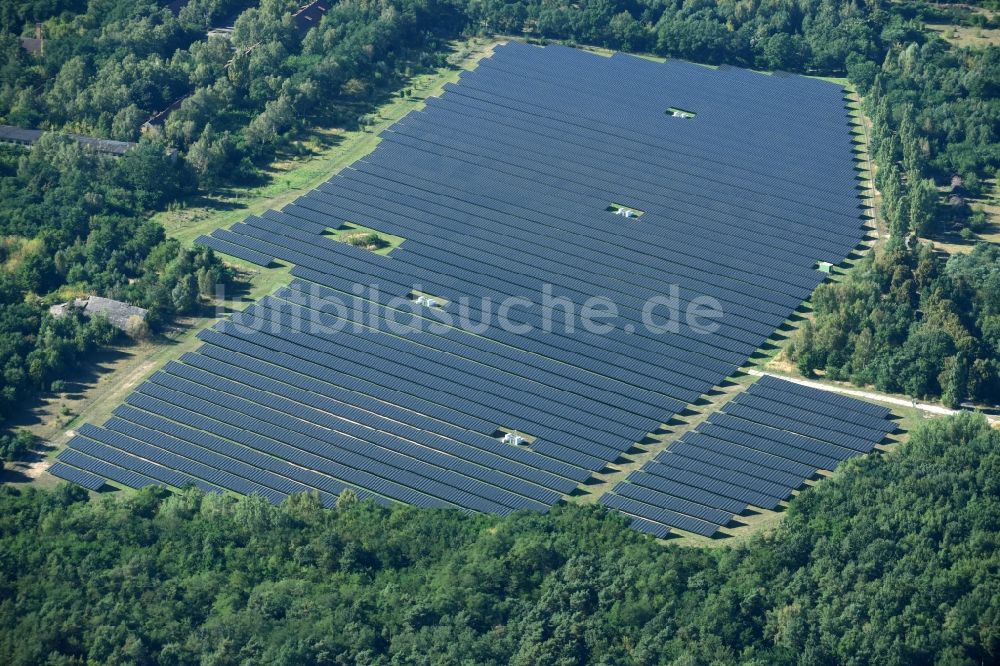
[151,360,569,505]
[274,282,680,419]
[285,185,824,320]
[48,462,106,490]
[219,218,786,379]
[54,288,628,501]
[353,135,864,273]
[242,206,818,364]
[450,58,859,191]
[133,369,556,513]
[479,45,856,162]
[257,181,827,318]
[414,87,859,220]
[280,188,818,315]
[207,215,800,398]
[66,386,538,516]
[387,103,862,232]
[370,120,856,248]
[479,45,859,169]
[505,43,850,117]
[488,61,851,152]
[600,377,897,537]
[266,252,746,396]
[527,42,846,102]
[212,230,741,398]
[382,126,862,263]
[54,347,577,513]
[310,166,836,304]
[172,351,582,491]
[54,45,866,524]
[203,321,614,469]
[272,186,817,316]
[195,322,605,473]
[449,78,855,180]
[250,293,667,431]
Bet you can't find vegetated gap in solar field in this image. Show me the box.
[666,106,696,118]
[323,222,406,256]
[607,203,645,218]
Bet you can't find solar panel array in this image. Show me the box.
[52,43,869,516]
[600,376,897,537]
[48,462,107,490]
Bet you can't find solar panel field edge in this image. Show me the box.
[161,355,573,503]
[743,382,897,433]
[149,360,561,510]
[134,362,572,514]
[56,43,866,525]
[48,461,107,490]
[124,376,500,506]
[177,346,590,488]
[755,375,892,419]
[57,447,165,492]
[600,492,721,537]
[195,234,274,267]
[723,397,891,451]
[387,104,860,235]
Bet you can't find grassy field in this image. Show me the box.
[922,177,1000,253]
[326,223,406,256]
[12,37,499,487]
[927,22,1000,48]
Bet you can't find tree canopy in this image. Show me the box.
[0,413,996,664]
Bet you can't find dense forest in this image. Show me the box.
[0,0,464,184]
[794,34,1000,405]
[794,241,1000,406]
[0,413,996,664]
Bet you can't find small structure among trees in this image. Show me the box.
[293,1,329,35]
[0,125,137,157]
[49,296,149,333]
